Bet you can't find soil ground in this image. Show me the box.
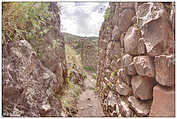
[75,74,105,117]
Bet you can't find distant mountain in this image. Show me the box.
[62,32,98,42]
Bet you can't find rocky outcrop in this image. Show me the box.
[2,3,67,117]
[2,40,64,116]
[97,2,175,117]
[29,3,67,91]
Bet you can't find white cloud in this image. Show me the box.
[58,2,109,37]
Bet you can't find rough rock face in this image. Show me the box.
[97,2,175,117]
[2,3,67,117]
[29,3,67,91]
[2,40,63,116]
[137,3,174,56]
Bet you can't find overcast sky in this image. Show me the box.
[58,2,109,37]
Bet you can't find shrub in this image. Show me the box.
[2,2,53,45]
[83,66,96,73]
[104,7,110,20]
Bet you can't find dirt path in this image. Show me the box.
[65,44,105,117]
[75,74,105,117]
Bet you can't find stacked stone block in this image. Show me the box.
[97,2,175,117]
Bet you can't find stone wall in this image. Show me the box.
[80,39,98,71]
[96,2,175,117]
[2,3,67,116]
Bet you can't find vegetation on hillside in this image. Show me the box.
[2,3,54,45]
[63,32,98,53]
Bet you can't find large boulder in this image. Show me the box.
[133,56,155,77]
[155,55,175,86]
[137,3,174,56]
[124,27,141,55]
[149,85,175,117]
[124,27,145,55]
[2,40,63,116]
[131,76,153,100]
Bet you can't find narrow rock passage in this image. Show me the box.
[75,74,105,117]
[65,44,104,117]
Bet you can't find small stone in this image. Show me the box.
[117,68,131,86]
[87,104,93,107]
[107,91,117,108]
[122,54,136,75]
[125,62,136,76]
[137,38,145,54]
[80,107,84,110]
[128,96,151,116]
[119,100,134,117]
[112,25,120,41]
[116,79,130,96]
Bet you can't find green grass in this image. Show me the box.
[83,66,96,73]
[59,81,82,116]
